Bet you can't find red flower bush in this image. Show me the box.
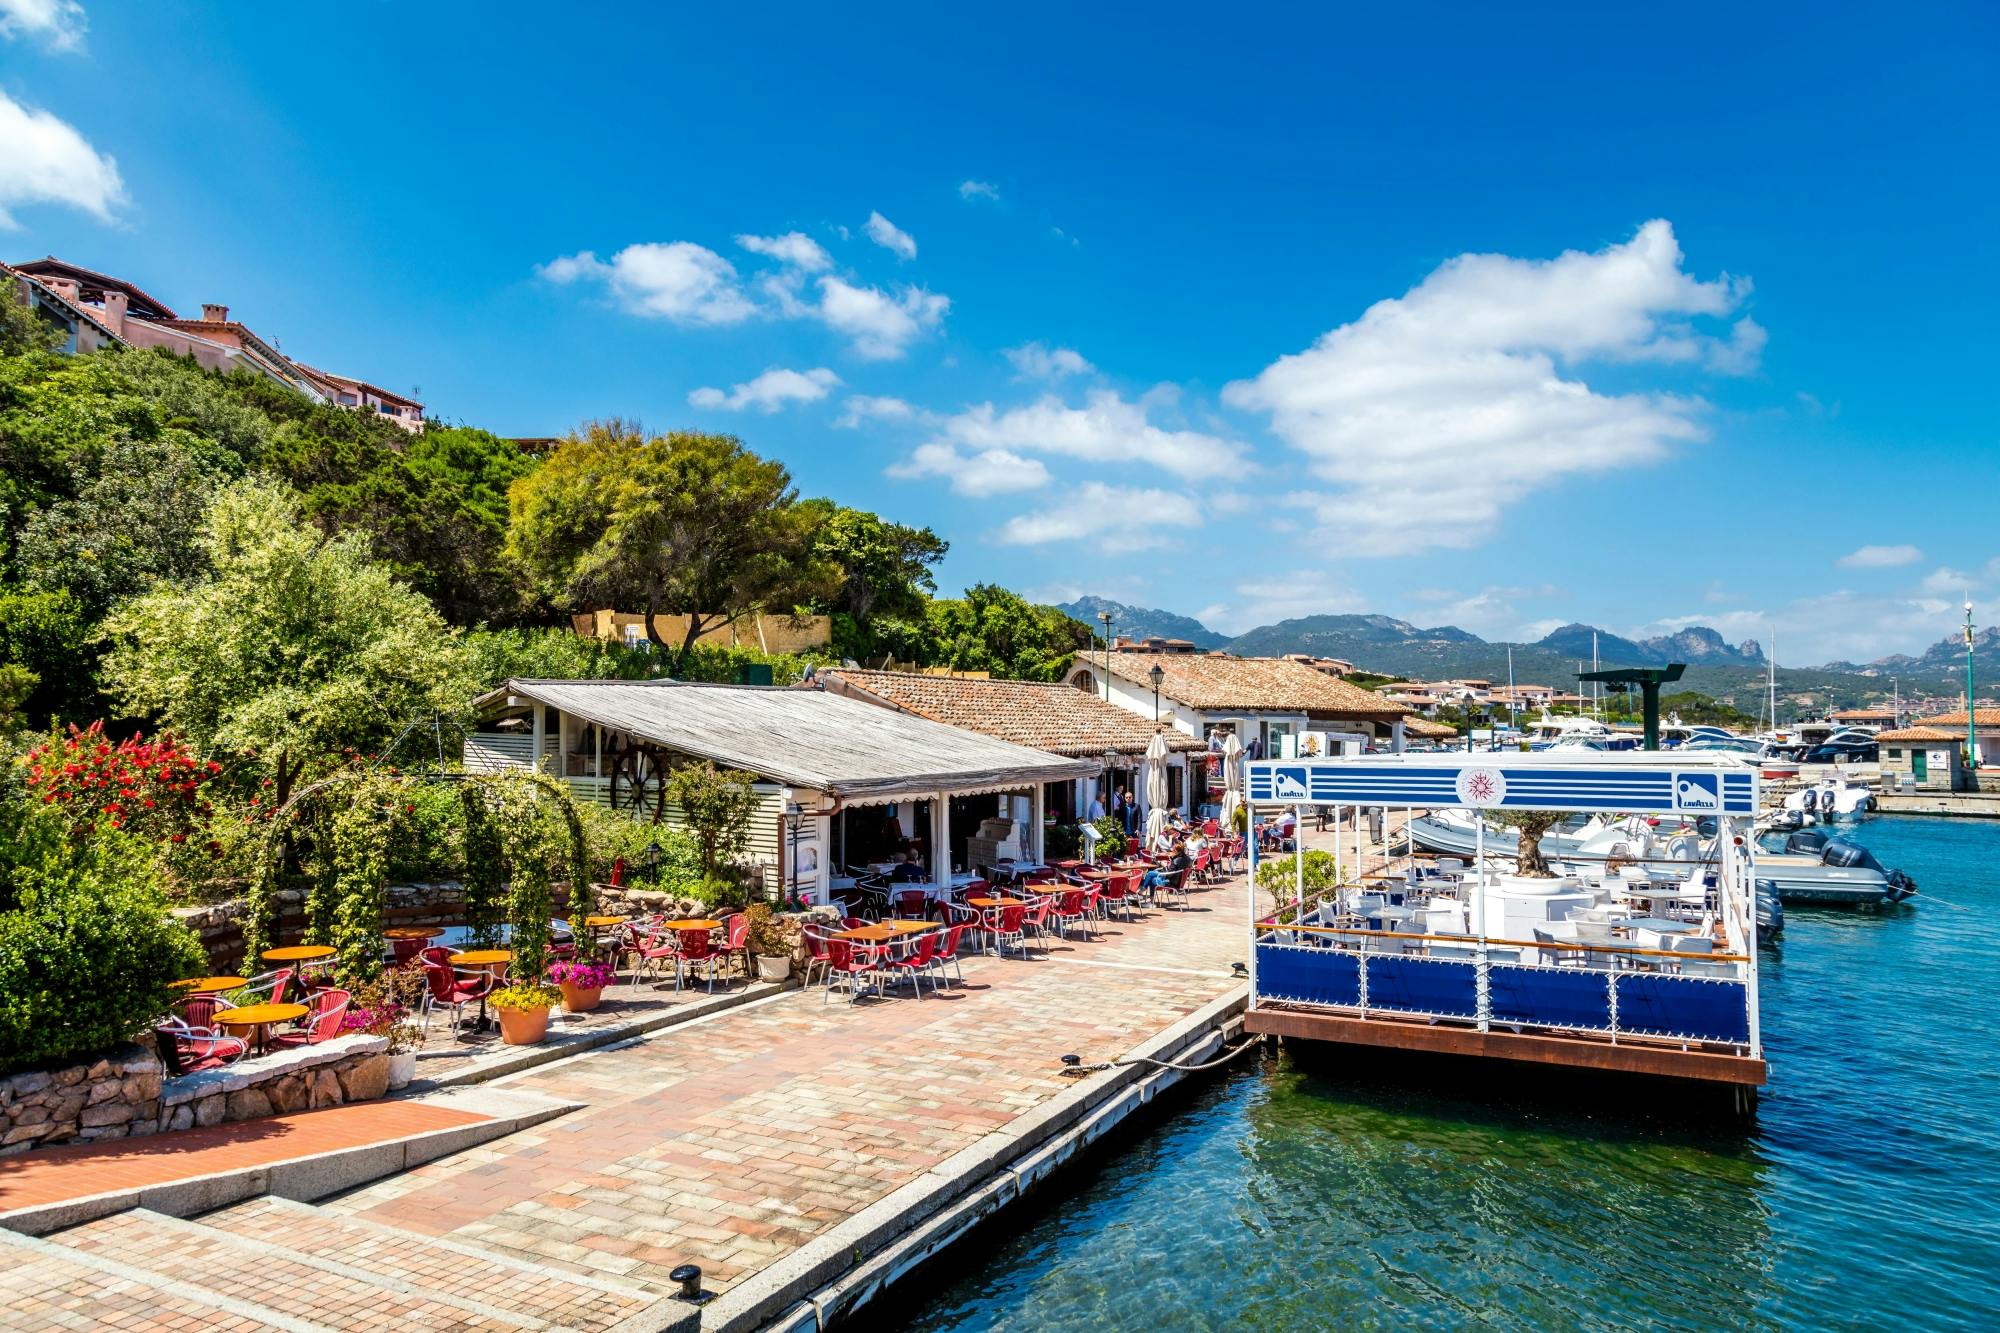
[25,721,216,840]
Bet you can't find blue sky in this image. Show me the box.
[4,2,1997,666]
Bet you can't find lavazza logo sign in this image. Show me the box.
[1673,771,1722,811]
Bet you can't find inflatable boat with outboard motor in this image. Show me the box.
[1753,828,1916,907]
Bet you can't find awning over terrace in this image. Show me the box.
[475,678,1097,804]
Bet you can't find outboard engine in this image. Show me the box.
[1784,829,1831,857]
[1820,838,1882,872]
[1885,869,1918,903]
[1754,880,1784,937]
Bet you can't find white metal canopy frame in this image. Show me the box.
[1243,752,1764,1070]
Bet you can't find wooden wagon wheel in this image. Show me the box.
[610,744,670,823]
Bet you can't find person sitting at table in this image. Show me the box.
[890,852,927,883]
[1149,822,1175,856]
[1141,840,1193,892]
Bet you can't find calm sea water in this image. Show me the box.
[891,816,2000,1331]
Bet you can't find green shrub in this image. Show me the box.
[1044,822,1081,860]
[1092,814,1129,854]
[0,825,206,1073]
[1254,848,1344,923]
[386,782,463,882]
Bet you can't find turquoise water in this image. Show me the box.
[892,816,2000,1331]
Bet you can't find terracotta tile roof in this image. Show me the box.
[1832,708,1898,720]
[821,669,1205,757]
[1877,726,1961,742]
[1102,652,1408,718]
[1401,716,1458,738]
[1909,708,2000,728]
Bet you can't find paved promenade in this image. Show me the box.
[327,875,1256,1299]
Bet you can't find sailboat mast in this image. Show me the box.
[1768,628,1778,732]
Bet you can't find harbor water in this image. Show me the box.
[892,815,2000,1331]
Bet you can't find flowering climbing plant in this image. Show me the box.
[23,721,219,842]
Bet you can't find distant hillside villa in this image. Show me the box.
[3,256,424,431]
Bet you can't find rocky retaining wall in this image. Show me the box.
[0,1035,390,1155]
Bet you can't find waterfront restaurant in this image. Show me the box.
[1244,751,1768,1091]
[814,666,1206,822]
[465,678,1095,904]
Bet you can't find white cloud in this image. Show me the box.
[832,392,924,428]
[687,366,838,413]
[997,483,1201,552]
[539,241,753,325]
[931,389,1245,481]
[0,89,122,227]
[1224,220,1754,557]
[888,442,1050,496]
[1196,575,1368,636]
[1919,566,1974,596]
[814,276,947,359]
[1004,342,1094,381]
[735,231,831,271]
[959,180,1001,202]
[0,0,85,49]
[863,210,916,260]
[1838,544,1923,569]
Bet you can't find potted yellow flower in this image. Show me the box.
[489,982,561,1045]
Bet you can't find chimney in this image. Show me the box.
[44,277,80,303]
[201,303,229,323]
[100,290,127,336]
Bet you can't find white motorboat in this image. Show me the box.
[1782,776,1877,822]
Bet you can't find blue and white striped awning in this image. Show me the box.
[1243,752,1758,816]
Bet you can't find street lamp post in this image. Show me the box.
[1149,663,1165,725]
[1096,610,1115,703]
[1967,600,1980,774]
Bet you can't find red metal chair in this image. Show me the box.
[175,993,223,1029]
[419,959,490,1037]
[272,988,351,1049]
[389,935,425,969]
[627,920,681,988]
[891,889,930,920]
[822,936,886,1003]
[1125,837,1142,858]
[931,923,971,987]
[236,967,295,1006]
[883,931,942,998]
[154,1020,247,1075]
[675,926,725,993]
[720,912,751,979]
[1008,900,1045,958]
[801,927,834,989]
[1050,888,1095,941]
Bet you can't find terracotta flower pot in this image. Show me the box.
[558,979,604,1014]
[496,1004,552,1045]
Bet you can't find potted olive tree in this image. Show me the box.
[743,903,800,982]
[1488,809,1570,893]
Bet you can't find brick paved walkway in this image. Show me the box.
[0,1100,486,1211]
[328,877,1257,1296]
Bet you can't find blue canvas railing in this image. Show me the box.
[1254,935,1752,1048]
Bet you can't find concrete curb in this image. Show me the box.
[697,984,1251,1331]
[405,981,788,1093]
[0,1087,581,1237]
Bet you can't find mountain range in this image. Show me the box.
[1051,597,1987,709]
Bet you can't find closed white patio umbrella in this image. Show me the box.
[1219,732,1244,831]
[1142,731,1170,845]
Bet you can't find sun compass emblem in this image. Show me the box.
[1455,767,1506,808]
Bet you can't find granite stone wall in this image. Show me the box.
[0,1035,391,1155]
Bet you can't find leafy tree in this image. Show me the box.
[266,411,535,626]
[15,434,231,620]
[664,761,757,880]
[799,501,947,659]
[0,291,65,357]
[903,584,1094,681]
[463,626,657,692]
[99,479,476,807]
[506,423,839,676]
[0,664,34,731]
[0,584,94,724]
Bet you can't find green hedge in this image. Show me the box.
[0,828,205,1073]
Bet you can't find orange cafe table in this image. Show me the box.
[172,975,247,995]
[448,949,513,1032]
[214,1001,308,1054]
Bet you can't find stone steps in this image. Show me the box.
[41,1207,552,1329]
[201,1196,678,1331]
[2,1198,694,1332]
